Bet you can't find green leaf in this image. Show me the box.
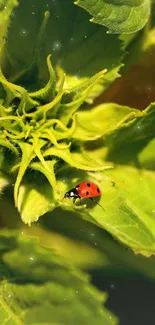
[73,103,138,141]
[2,193,155,281]
[0,0,18,24]
[75,0,151,34]
[89,168,155,256]
[22,225,106,270]
[104,102,155,162]
[138,138,155,169]
[84,65,123,104]
[40,207,155,280]
[58,69,108,125]
[30,160,57,192]
[44,146,112,171]
[14,141,36,207]
[5,0,124,101]
[60,165,155,256]
[0,0,19,84]
[17,172,55,225]
[103,166,155,256]
[29,54,56,102]
[13,139,48,208]
[0,136,19,155]
[0,231,117,325]
[0,0,19,54]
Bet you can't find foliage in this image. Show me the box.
[76,0,151,34]
[0,0,155,324]
[0,230,117,325]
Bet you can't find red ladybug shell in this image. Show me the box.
[76,181,101,198]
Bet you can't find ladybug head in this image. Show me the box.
[64,191,70,198]
[64,187,79,199]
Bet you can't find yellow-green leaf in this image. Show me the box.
[73,103,138,141]
[0,231,117,325]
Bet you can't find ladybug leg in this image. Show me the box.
[73,194,81,205]
[79,198,82,205]
[73,196,82,205]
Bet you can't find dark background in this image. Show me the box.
[92,274,155,325]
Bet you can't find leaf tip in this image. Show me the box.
[44,10,50,19]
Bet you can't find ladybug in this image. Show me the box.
[64,181,104,210]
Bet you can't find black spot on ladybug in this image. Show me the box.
[87,183,91,187]
[76,185,79,188]
[86,191,89,195]
[97,187,100,193]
